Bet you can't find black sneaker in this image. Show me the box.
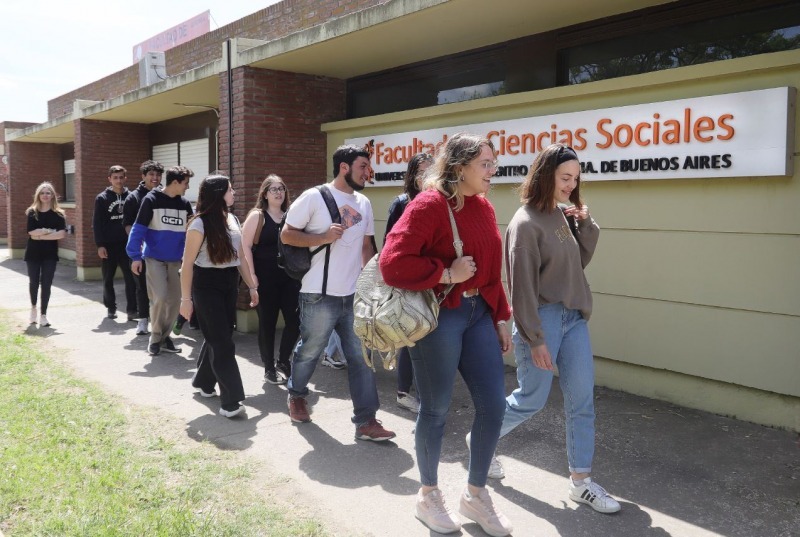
[107,309,118,319]
[161,337,181,353]
[264,370,285,385]
[277,361,291,380]
[148,343,161,356]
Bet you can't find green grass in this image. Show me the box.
[0,317,327,537]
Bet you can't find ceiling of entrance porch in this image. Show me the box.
[244,0,672,79]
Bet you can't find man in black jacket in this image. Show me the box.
[93,165,137,320]
[123,160,164,335]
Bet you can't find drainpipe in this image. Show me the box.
[226,39,234,180]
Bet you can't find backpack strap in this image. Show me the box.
[315,185,341,296]
[251,209,265,246]
[436,204,462,304]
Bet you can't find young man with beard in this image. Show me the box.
[93,165,137,321]
[123,160,164,335]
[127,166,194,356]
[281,145,395,442]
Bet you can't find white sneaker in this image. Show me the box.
[415,488,461,534]
[465,432,506,479]
[459,487,513,537]
[39,314,50,327]
[396,392,420,413]
[219,405,245,418]
[569,477,621,514]
[197,388,217,398]
[29,307,37,324]
[136,319,149,336]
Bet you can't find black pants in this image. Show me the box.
[255,267,300,372]
[132,258,149,319]
[26,258,57,314]
[102,242,136,314]
[191,266,244,406]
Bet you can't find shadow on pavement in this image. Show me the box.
[295,422,419,495]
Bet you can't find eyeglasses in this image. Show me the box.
[40,191,53,196]
[479,160,499,171]
[268,186,286,194]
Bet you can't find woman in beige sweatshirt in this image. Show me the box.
[495,144,621,514]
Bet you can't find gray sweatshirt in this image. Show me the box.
[504,204,600,347]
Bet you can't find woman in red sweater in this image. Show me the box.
[381,133,513,537]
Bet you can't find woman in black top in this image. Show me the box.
[24,182,67,327]
[242,174,301,385]
[385,152,433,413]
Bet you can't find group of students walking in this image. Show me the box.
[23,135,620,536]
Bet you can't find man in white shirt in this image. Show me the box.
[282,145,395,442]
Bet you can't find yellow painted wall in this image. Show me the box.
[323,50,800,428]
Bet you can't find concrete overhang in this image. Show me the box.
[8,61,222,144]
[242,0,673,78]
[8,0,672,145]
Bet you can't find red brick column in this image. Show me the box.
[74,119,150,278]
[218,67,346,214]
[5,141,63,257]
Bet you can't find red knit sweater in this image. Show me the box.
[380,190,511,324]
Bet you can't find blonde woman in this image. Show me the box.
[381,133,513,536]
[24,182,67,327]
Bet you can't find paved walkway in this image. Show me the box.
[2,249,798,537]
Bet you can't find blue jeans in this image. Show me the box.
[288,293,379,426]
[409,296,506,487]
[324,330,343,360]
[501,303,595,474]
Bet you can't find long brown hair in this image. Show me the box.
[403,153,433,201]
[190,175,236,265]
[519,144,583,212]
[423,133,495,211]
[26,182,65,219]
[253,174,290,212]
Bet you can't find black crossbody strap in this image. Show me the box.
[316,185,340,296]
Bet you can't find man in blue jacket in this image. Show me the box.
[124,160,164,335]
[127,166,194,356]
[93,165,136,320]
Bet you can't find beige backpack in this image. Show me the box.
[353,205,461,370]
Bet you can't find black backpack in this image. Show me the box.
[277,185,340,295]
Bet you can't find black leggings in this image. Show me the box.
[27,258,57,314]
[191,266,244,407]
[255,268,300,371]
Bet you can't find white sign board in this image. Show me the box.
[346,87,795,186]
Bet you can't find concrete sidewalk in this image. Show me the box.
[2,249,798,537]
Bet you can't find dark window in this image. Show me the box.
[565,3,800,85]
[346,0,798,119]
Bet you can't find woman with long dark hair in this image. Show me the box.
[381,134,513,536]
[498,143,620,514]
[385,152,434,413]
[241,174,301,385]
[179,175,258,418]
[25,182,67,327]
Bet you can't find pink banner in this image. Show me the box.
[133,10,211,63]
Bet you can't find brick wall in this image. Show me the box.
[48,67,139,122]
[218,67,346,212]
[74,119,150,268]
[48,0,386,121]
[6,141,63,253]
[1,122,37,239]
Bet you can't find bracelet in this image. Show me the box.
[180,297,192,302]
[249,287,257,291]
[496,320,507,326]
